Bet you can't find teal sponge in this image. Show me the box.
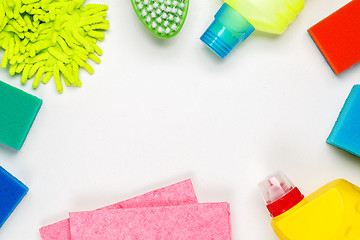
[0,81,42,150]
[327,85,360,157]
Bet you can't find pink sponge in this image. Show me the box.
[39,179,198,240]
[69,203,232,240]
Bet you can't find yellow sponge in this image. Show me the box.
[0,0,109,93]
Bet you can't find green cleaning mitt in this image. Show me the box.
[0,0,109,93]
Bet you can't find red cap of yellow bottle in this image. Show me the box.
[259,172,304,217]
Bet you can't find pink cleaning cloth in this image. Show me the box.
[69,202,232,240]
[40,179,198,240]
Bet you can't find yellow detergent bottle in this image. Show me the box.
[259,172,360,240]
[201,0,304,58]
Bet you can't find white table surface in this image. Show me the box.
[0,0,359,239]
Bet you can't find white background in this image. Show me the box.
[0,0,359,239]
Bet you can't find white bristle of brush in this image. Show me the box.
[135,0,186,35]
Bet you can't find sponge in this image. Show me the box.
[0,166,29,228]
[308,0,360,75]
[0,81,42,150]
[327,85,360,157]
[0,0,109,93]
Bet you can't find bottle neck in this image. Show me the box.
[266,187,304,218]
[200,3,255,58]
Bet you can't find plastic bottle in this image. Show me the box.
[201,0,304,58]
[259,172,360,240]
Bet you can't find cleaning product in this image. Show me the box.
[39,179,198,240]
[327,85,360,158]
[0,0,109,93]
[131,0,189,39]
[0,81,42,150]
[308,0,360,75]
[259,172,360,240]
[201,0,304,58]
[0,166,29,228]
[69,203,231,240]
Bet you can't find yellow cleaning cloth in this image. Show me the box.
[0,0,109,93]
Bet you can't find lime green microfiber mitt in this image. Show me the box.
[0,0,109,93]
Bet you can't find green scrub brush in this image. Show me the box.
[0,0,109,93]
[131,0,189,39]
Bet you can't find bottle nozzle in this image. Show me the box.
[200,3,255,59]
[267,176,290,203]
[259,172,304,217]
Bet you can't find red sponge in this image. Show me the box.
[308,0,360,75]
